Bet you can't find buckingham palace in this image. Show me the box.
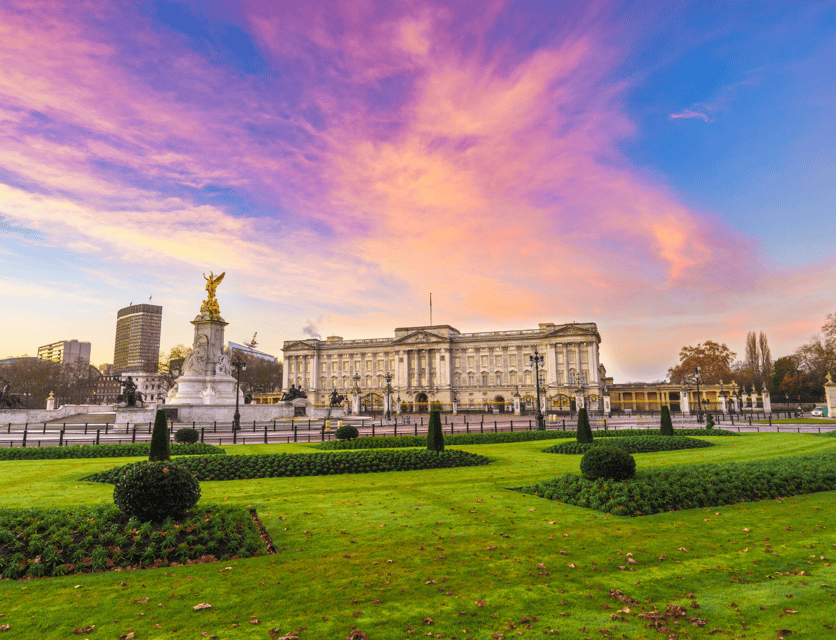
[282,322,605,413]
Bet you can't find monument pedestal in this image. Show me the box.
[168,311,241,406]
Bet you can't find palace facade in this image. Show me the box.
[281,322,605,412]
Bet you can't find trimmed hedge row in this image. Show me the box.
[0,442,224,460]
[0,504,264,579]
[83,449,492,484]
[544,436,714,455]
[517,451,836,516]
[315,428,735,450]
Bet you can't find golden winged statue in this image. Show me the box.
[201,271,225,316]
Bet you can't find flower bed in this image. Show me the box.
[516,451,836,516]
[0,442,224,460]
[83,449,492,484]
[544,436,714,454]
[0,504,264,579]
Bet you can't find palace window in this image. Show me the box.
[390,359,395,370]
[454,373,461,385]
[557,370,563,384]
[482,374,488,386]
[365,375,372,387]
[468,374,474,386]
[509,354,517,367]
[495,355,502,367]
[320,376,326,388]
[454,356,461,368]
[377,360,384,371]
[524,371,532,385]
[467,356,474,368]
[495,372,502,386]
[366,361,372,371]
[481,355,488,368]
[509,371,517,385]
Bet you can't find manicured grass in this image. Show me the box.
[0,434,835,639]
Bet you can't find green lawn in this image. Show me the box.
[1,434,835,639]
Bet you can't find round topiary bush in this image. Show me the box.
[579,446,636,481]
[113,461,201,522]
[335,425,359,441]
[174,427,200,444]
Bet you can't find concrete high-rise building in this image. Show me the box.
[113,304,162,374]
[37,339,91,365]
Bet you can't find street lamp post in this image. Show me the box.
[529,350,545,430]
[353,373,361,414]
[232,356,247,432]
[385,372,393,421]
[694,366,703,423]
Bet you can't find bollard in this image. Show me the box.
[495,420,497,432]
[254,420,257,432]
[43,422,46,434]
[132,427,136,444]
[394,422,398,437]
[233,428,237,445]
[372,422,376,437]
[214,421,217,433]
[264,425,268,444]
[273,419,276,431]
[193,421,196,430]
[320,423,325,441]
[105,423,109,434]
[200,427,204,443]
[769,416,772,427]
[148,421,152,434]
[414,422,417,437]
[59,430,64,447]
[293,423,297,443]
[95,430,100,445]
[563,419,566,431]
[84,423,88,434]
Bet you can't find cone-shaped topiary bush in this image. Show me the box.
[427,409,444,452]
[580,445,636,481]
[149,409,171,461]
[660,405,674,436]
[113,461,201,521]
[576,408,593,444]
[706,413,715,430]
[335,424,359,440]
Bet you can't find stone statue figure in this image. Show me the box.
[117,376,144,408]
[0,378,24,409]
[215,349,232,376]
[281,385,308,402]
[329,389,345,407]
[201,271,225,316]
[184,336,208,374]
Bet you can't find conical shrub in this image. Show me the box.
[427,409,444,452]
[149,409,171,461]
[576,408,593,444]
[660,405,674,436]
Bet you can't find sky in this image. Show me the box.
[1,0,834,383]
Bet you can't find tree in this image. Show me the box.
[759,332,773,385]
[0,357,93,408]
[745,332,760,386]
[660,405,674,436]
[240,359,283,394]
[790,313,836,401]
[667,341,736,384]
[159,344,191,387]
[576,408,593,444]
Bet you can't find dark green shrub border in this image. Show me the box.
[545,436,714,455]
[82,449,492,484]
[580,447,636,481]
[0,442,224,461]
[174,427,200,444]
[315,428,734,450]
[516,451,836,516]
[0,504,265,579]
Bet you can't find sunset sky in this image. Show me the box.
[1,0,834,382]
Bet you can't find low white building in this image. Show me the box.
[282,322,604,412]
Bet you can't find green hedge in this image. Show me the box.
[517,451,836,516]
[82,449,492,484]
[0,442,224,460]
[0,504,264,579]
[315,428,734,450]
[544,436,714,455]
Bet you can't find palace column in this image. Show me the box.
[562,344,570,385]
[546,343,558,386]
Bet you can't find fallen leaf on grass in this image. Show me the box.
[193,603,212,611]
[72,625,95,634]
[118,633,136,640]
[0,626,9,632]
[347,631,370,640]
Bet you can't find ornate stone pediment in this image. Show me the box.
[391,330,448,345]
[282,340,319,352]
[544,324,599,339]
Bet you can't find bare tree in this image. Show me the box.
[745,332,760,387]
[758,332,773,386]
